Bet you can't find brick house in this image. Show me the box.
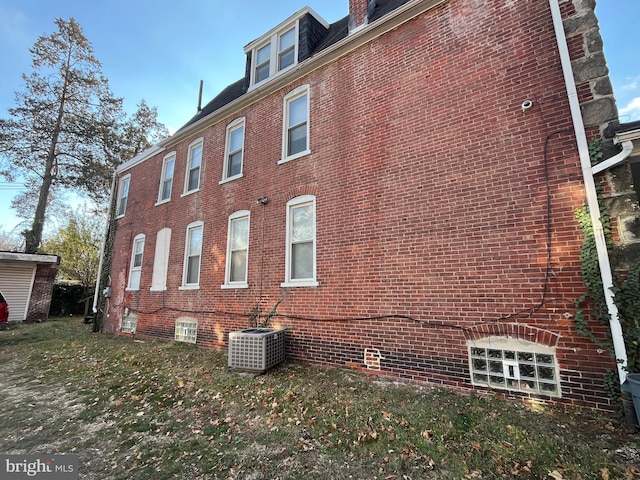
[101,0,640,410]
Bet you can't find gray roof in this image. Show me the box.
[177,0,411,132]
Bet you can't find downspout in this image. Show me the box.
[548,0,631,383]
[92,170,117,318]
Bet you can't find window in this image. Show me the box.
[151,228,171,291]
[175,317,197,344]
[121,314,137,334]
[221,118,245,182]
[181,222,203,288]
[280,85,310,163]
[255,43,271,84]
[116,174,131,218]
[282,195,318,287]
[158,153,175,203]
[248,25,298,87]
[468,337,560,397]
[278,28,296,70]
[127,234,145,290]
[223,211,250,288]
[184,139,203,194]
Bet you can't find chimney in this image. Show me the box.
[349,0,370,32]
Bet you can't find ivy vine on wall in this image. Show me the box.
[575,140,640,394]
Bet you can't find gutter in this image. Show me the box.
[548,0,631,383]
[592,140,633,174]
[162,0,447,147]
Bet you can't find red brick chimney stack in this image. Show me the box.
[349,0,369,31]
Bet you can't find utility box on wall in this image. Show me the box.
[228,328,286,372]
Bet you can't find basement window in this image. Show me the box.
[468,337,560,397]
[175,317,197,344]
[121,314,137,334]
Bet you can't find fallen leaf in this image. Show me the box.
[548,470,563,480]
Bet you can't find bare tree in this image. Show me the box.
[0,227,24,252]
[0,18,170,254]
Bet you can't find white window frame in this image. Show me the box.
[150,228,171,292]
[248,23,299,88]
[127,234,145,291]
[468,337,561,397]
[222,211,250,289]
[157,152,176,204]
[220,118,245,183]
[282,195,318,287]
[183,138,203,195]
[116,174,131,218]
[180,221,203,290]
[279,85,311,164]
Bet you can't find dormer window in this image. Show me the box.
[255,44,272,83]
[249,26,298,87]
[278,28,296,70]
[244,7,330,89]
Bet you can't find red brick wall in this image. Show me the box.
[349,0,369,27]
[105,0,616,410]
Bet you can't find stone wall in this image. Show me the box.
[563,0,640,267]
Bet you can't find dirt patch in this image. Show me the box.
[0,348,116,479]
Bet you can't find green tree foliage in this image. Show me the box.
[0,18,168,253]
[41,206,103,290]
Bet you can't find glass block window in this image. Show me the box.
[175,318,197,344]
[122,314,137,334]
[468,338,559,396]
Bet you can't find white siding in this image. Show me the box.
[0,262,37,322]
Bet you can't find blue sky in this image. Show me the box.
[0,0,638,234]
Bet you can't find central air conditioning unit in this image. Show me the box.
[228,328,287,372]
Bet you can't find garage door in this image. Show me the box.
[0,262,36,322]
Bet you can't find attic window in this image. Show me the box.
[249,25,298,87]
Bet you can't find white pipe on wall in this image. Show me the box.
[548,0,630,383]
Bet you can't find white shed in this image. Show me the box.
[0,252,59,322]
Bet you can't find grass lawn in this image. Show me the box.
[1,318,639,479]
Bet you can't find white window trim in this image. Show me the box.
[156,152,176,205]
[247,22,300,89]
[281,195,319,287]
[116,174,131,219]
[150,228,171,292]
[180,221,203,290]
[279,85,311,164]
[467,336,561,397]
[126,233,145,291]
[220,118,245,184]
[182,138,204,196]
[222,210,250,289]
